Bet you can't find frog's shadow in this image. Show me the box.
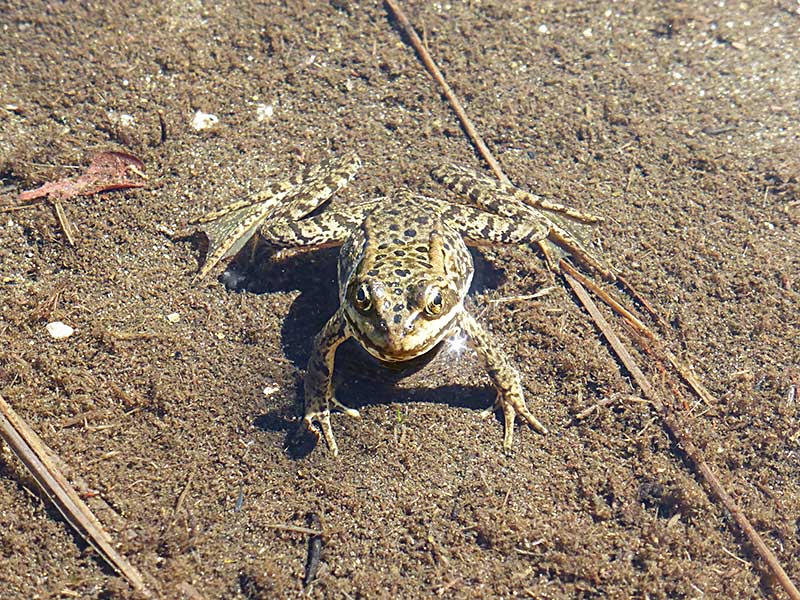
[227,243,508,458]
[255,379,501,459]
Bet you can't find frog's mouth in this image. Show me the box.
[357,330,446,363]
[346,309,460,364]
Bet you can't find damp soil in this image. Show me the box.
[1,2,799,599]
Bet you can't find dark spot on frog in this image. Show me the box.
[393,314,402,324]
[404,228,417,238]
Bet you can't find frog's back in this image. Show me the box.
[337,192,472,299]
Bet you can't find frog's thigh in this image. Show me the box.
[433,163,601,224]
[271,153,362,222]
[458,312,548,449]
[439,202,549,246]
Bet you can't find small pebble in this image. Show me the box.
[191,110,219,131]
[166,312,180,323]
[46,321,74,339]
[256,103,274,121]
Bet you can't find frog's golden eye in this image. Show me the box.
[354,282,372,312]
[424,286,444,316]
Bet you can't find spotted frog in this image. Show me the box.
[191,154,608,455]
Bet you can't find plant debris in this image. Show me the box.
[4,151,147,245]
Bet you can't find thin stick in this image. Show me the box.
[560,260,716,406]
[0,394,152,597]
[617,273,671,331]
[303,512,323,586]
[52,199,76,246]
[384,3,799,595]
[559,260,650,335]
[384,0,510,185]
[575,395,618,420]
[174,466,196,516]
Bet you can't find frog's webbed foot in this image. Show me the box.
[482,391,548,453]
[460,312,548,451]
[304,409,339,457]
[304,397,360,457]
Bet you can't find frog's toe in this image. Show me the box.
[496,393,548,450]
[517,405,548,435]
[500,400,517,450]
[331,396,360,418]
[304,411,340,457]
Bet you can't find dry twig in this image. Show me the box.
[385,0,509,185]
[0,394,153,597]
[303,512,323,586]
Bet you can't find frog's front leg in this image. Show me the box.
[457,312,548,451]
[304,307,359,456]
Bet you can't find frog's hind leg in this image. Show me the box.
[432,199,550,246]
[191,153,361,283]
[431,164,614,279]
[259,200,381,249]
[431,164,602,224]
[269,152,362,223]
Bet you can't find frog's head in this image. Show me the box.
[343,276,464,362]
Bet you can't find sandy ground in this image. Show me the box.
[1,1,798,598]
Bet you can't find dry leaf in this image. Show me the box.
[16,150,146,203]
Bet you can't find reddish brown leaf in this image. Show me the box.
[16,151,146,203]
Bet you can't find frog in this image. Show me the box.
[190,153,609,455]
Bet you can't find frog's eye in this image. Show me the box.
[354,283,372,312]
[424,286,444,316]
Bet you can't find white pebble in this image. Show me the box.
[191,110,219,131]
[263,385,280,397]
[537,24,549,34]
[166,312,180,323]
[46,321,74,339]
[256,103,274,121]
